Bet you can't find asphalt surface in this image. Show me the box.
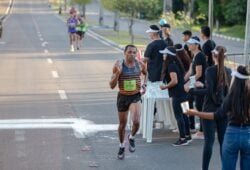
[0,0,224,170]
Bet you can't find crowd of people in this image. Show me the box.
[67,7,88,52]
[109,18,250,170]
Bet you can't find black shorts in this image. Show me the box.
[117,93,141,112]
[76,31,85,38]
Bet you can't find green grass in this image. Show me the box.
[189,25,245,39]
[93,29,148,48]
[216,25,245,39]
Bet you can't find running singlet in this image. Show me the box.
[68,17,77,33]
[118,60,141,95]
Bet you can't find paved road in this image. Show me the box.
[0,0,223,170]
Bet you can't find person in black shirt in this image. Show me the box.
[182,30,192,60]
[185,65,250,170]
[160,47,191,146]
[201,26,216,67]
[185,36,207,139]
[185,46,231,170]
[161,23,174,47]
[144,25,167,82]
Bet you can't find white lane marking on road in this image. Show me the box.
[51,71,59,78]
[54,14,122,52]
[0,41,6,45]
[47,58,53,64]
[44,49,49,53]
[40,38,44,41]
[0,119,118,138]
[58,90,67,100]
[41,41,48,47]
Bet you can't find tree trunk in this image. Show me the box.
[64,0,67,11]
[216,19,220,32]
[99,0,104,26]
[129,17,134,44]
[82,4,86,18]
[114,11,120,32]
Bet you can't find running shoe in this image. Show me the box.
[128,135,136,152]
[117,147,125,159]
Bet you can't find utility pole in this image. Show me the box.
[99,0,104,26]
[163,0,172,15]
[244,0,250,66]
[208,0,213,39]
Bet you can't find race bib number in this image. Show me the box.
[124,80,136,91]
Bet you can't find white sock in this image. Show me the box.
[129,134,135,139]
[119,143,125,148]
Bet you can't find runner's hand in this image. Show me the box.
[113,60,122,75]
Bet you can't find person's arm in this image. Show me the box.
[160,58,167,81]
[109,61,122,89]
[185,109,214,120]
[160,72,178,90]
[185,68,213,95]
[184,63,192,81]
[195,65,202,80]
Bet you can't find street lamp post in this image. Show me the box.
[244,0,250,66]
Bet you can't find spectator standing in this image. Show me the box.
[182,30,193,60]
[185,65,250,170]
[185,36,207,139]
[200,26,216,67]
[185,46,231,170]
[161,23,174,47]
[160,47,192,146]
[144,25,167,82]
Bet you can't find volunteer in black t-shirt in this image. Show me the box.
[144,25,167,82]
[201,26,216,67]
[161,23,174,47]
[185,36,207,139]
[185,65,250,170]
[182,30,193,60]
[160,47,191,146]
[185,46,231,170]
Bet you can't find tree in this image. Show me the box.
[102,0,160,44]
[70,0,92,17]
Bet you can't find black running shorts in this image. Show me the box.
[117,93,141,112]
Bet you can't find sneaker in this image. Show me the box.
[128,135,136,152]
[117,147,125,159]
[172,139,189,146]
[185,135,192,143]
[172,128,179,133]
[192,131,204,140]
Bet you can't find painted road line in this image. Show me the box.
[41,41,48,47]
[47,58,53,64]
[44,49,49,53]
[40,38,44,41]
[0,118,118,138]
[58,90,67,100]
[51,71,59,78]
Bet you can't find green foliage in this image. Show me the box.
[222,0,247,25]
[101,0,162,19]
[70,0,92,5]
[162,11,194,29]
